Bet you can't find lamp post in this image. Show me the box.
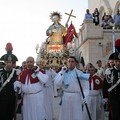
[112,27,115,53]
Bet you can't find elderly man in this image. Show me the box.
[14,56,49,120]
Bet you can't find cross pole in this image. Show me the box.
[65,9,76,25]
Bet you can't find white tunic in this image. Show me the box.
[54,68,89,120]
[83,90,104,120]
[44,69,57,120]
[14,71,48,120]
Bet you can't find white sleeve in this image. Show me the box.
[36,71,49,83]
[53,71,64,89]
[80,73,90,80]
[50,69,57,78]
[14,81,21,94]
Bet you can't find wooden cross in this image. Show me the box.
[65,9,76,24]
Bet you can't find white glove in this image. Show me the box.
[103,98,108,105]
[34,66,40,73]
[61,66,67,71]
[31,66,40,78]
[16,69,21,75]
[82,98,87,104]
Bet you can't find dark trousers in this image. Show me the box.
[0,98,15,120]
[109,95,120,120]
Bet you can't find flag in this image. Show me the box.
[64,22,78,45]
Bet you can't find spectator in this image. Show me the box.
[84,9,93,20]
[93,8,100,25]
[96,60,105,81]
[101,15,113,29]
[108,15,114,27]
[114,9,120,29]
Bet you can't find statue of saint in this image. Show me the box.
[46,12,67,45]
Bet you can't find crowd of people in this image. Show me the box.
[84,8,120,29]
[0,8,120,120]
[0,42,120,120]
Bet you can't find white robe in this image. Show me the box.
[54,68,89,120]
[83,90,104,120]
[14,71,48,120]
[43,69,57,120]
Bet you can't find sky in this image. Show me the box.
[0,0,88,66]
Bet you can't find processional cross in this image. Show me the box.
[65,9,76,25]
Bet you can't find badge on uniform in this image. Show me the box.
[95,79,100,85]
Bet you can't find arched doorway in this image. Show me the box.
[77,51,85,68]
[114,1,120,15]
[99,6,105,24]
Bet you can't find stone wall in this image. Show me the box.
[75,20,120,68]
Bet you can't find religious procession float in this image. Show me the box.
[36,11,77,69]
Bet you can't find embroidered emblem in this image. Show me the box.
[95,79,100,85]
[8,55,12,61]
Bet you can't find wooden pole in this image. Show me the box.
[75,70,92,120]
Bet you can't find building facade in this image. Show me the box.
[73,0,120,68]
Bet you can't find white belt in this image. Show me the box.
[63,90,80,93]
[24,90,42,95]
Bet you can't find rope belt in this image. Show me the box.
[63,90,80,93]
[24,90,42,95]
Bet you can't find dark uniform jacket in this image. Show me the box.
[0,67,18,120]
[103,66,120,120]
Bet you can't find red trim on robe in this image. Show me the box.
[17,68,45,84]
[89,75,103,90]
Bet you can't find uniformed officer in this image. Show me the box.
[0,43,19,120]
[103,52,120,120]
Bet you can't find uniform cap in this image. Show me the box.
[113,52,120,60]
[0,42,18,62]
[108,52,115,60]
